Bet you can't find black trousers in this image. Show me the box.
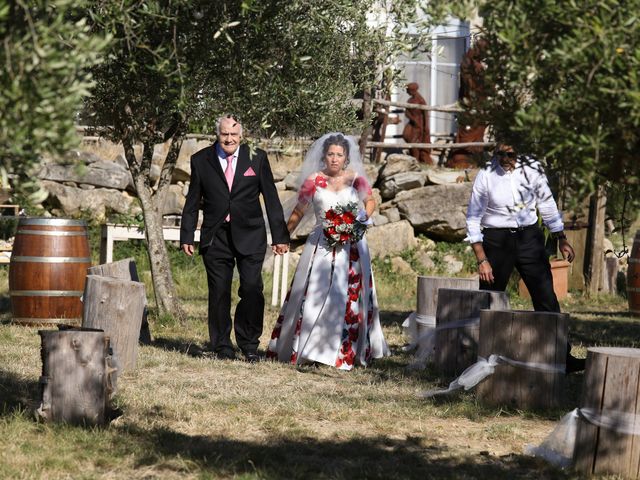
[481,225,560,313]
[202,223,265,354]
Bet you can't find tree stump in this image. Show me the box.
[37,329,115,425]
[406,276,479,347]
[88,257,151,344]
[476,310,567,409]
[434,288,510,378]
[573,347,640,477]
[82,275,145,372]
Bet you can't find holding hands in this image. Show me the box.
[272,243,289,255]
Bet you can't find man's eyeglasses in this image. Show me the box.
[496,151,516,159]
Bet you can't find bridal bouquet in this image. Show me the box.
[322,201,368,248]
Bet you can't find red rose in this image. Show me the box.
[325,209,337,221]
[315,175,328,188]
[340,233,349,242]
[327,226,336,235]
[342,211,355,224]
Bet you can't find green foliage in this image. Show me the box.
[0,0,109,201]
[474,0,640,205]
[84,0,436,140]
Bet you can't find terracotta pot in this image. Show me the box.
[518,258,570,300]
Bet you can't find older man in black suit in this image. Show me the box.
[180,114,289,362]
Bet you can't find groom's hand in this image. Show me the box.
[182,244,194,256]
[272,243,289,255]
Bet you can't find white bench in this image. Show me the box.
[100,223,200,264]
[100,223,289,306]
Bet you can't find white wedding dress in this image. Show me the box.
[266,173,389,370]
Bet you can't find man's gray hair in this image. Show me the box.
[216,114,243,136]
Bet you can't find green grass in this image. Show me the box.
[0,233,637,479]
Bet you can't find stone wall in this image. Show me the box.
[35,139,477,262]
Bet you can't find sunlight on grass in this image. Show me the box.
[1,236,636,479]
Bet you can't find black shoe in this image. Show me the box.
[214,349,237,361]
[566,355,586,373]
[243,351,261,363]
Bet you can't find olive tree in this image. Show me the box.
[85,0,430,319]
[0,0,107,203]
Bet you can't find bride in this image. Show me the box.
[266,133,390,370]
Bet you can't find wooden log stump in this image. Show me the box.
[574,347,640,478]
[88,257,151,344]
[37,328,115,425]
[476,310,567,409]
[407,276,479,347]
[434,288,510,378]
[82,275,145,372]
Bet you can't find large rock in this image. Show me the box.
[174,138,211,183]
[378,153,420,181]
[424,167,467,185]
[42,181,140,220]
[366,220,417,258]
[394,183,472,241]
[379,171,428,199]
[38,161,133,191]
[163,184,187,215]
[363,163,382,185]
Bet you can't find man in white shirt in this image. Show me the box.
[466,144,585,372]
[465,144,575,312]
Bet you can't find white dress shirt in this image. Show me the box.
[217,145,239,173]
[465,156,564,243]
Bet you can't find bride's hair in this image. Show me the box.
[321,134,350,167]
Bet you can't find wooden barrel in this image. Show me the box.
[8,218,91,326]
[628,231,640,314]
[574,347,640,477]
[476,310,567,409]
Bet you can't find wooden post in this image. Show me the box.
[37,329,115,425]
[433,289,510,378]
[585,185,606,295]
[476,310,568,409]
[359,86,373,158]
[88,257,151,344]
[82,275,145,372]
[574,347,640,477]
[407,276,479,348]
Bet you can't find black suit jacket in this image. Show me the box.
[180,143,289,255]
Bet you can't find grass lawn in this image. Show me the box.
[0,239,636,479]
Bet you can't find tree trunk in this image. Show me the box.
[122,134,186,322]
[359,86,373,158]
[584,185,606,295]
[135,177,185,321]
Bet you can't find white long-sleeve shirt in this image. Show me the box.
[465,156,564,244]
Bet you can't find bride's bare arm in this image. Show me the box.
[287,201,308,233]
[363,195,375,220]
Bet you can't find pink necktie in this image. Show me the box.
[224,155,234,221]
[224,155,235,191]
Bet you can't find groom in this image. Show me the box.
[180,114,290,362]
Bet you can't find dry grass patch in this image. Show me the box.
[1,260,635,478]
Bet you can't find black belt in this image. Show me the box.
[483,224,538,233]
